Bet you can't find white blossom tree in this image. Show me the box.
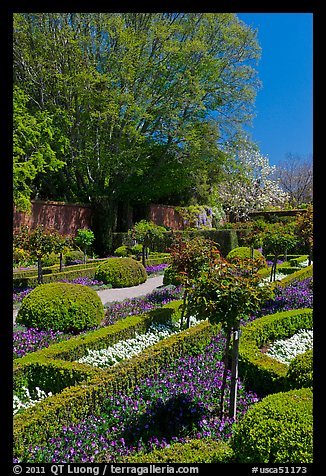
[218,141,289,221]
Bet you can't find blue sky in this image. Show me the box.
[237,13,313,165]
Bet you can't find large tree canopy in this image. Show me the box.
[13,12,261,211]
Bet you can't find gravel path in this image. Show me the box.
[13,275,165,324]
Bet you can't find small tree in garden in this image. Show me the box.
[168,235,220,329]
[74,228,95,264]
[295,204,313,265]
[129,220,166,267]
[187,256,273,419]
[262,224,298,281]
[18,225,68,284]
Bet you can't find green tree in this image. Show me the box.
[74,228,95,264]
[262,224,298,281]
[13,13,261,252]
[13,86,66,212]
[17,225,69,284]
[129,220,165,267]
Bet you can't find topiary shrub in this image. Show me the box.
[286,349,313,389]
[231,387,313,463]
[94,258,147,288]
[226,246,266,265]
[16,282,104,333]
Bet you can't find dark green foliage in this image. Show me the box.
[231,387,313,463]
[95,258,147,287]
[16,283,104,332]
[286,349,313,389]
[124,438,234,463]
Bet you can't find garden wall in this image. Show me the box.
[148,204,184,229]
[13,201,92,235]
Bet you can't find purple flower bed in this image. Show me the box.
[16,333,258,463]
[145,263,169,274]
[255,277,313,317]
[13,328,70,359]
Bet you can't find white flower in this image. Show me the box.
[265,329,313,365]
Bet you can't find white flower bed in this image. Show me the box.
[76,318,200,369]
[13,386,52,416]
[265,329,313,365]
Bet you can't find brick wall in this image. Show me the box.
[13,201,92,235]
[149,204,184,230]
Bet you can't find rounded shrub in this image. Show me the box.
[16,282,104,333]
[226,246,266,263]
[94,258,147,288]
[286,349,313,389]
[231,387,313,463]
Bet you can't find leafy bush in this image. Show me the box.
[95,258,147,288]
[131,244,143,255]
[114,245,131,257]
[286,349,313,389]
[64,250,84,265]
[41,252,59,267]
[124,438,234,463]
[163,265,183,286]
[231,387,313,463]
[16,282,104,333]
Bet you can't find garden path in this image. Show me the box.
[13,275,164,324]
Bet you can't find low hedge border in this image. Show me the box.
[13,266,98,289]
[277,265,313,287]
[238,308,313,396]
[13,318,219,459]
[123,438,234,463]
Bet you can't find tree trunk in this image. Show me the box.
[142,244,146,267]
[91,196,118,256]
[229,320,240,419]
[83,248,87,264]
[219,325,232,419]
[180,288,188,330]
[59,252,64,272]
[37,257,43,285]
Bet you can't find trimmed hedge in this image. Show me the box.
[13,314,220,459]
[124,438,234,463]
[231,387,313,463]
[95,258,147,287]
[16,282,104,333]
[286,349,313,389]
[238,308,313,396]
[277,265,313,287]
[13,266,99,289]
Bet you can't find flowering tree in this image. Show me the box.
[219,141,289,221]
